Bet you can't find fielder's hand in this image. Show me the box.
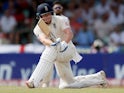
[59,41,68,52]
[50,38,61,46]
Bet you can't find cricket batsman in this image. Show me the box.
[26,3,107,89]
[40,1,71,87]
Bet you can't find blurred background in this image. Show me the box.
[0,0,124,87]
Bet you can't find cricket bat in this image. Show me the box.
[38,18,56,41]
[38,18,50,36]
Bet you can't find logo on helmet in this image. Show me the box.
[44,6,48,11]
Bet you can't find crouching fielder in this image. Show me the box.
[26,3,107,89]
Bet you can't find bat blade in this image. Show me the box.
[38,18,50,36]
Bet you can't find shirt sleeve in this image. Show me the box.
[33,24,44,38]
[60,17,71,31]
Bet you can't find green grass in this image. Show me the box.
[0,86,124,93]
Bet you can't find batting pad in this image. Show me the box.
[28,47,57,87]
[28,61,53,87]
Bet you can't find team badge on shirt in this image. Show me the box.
[65,21,69,26]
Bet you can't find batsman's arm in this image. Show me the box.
[58,27,73,52]
[60,16,73,43]
[37,34,61,46]
[33,25,61,46]
[56,17,73,52]
[63,27,73,43]
[38,34,53,46]
[33,25,53,46]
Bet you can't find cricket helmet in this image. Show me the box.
[36,3,53,19]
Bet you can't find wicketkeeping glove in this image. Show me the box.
[59,41,68,52]
[50,38,61,46]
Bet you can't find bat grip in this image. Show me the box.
[49,32,56,42]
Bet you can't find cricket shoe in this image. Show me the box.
[99,70,108,88]
[26,81,35,88]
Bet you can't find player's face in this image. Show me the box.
[53,4,63,15]
[40,12,52,24]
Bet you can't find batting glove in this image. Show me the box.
[50,38,61,46]
[59,41,68,52]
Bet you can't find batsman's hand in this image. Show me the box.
[59,41,68,52]
[50,38,61,46]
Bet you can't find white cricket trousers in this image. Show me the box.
[55,61,105,89]
[28,41,77,87]
[28,44,104,88]
[28,46,57,87]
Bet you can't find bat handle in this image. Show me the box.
[50,32,56,42]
